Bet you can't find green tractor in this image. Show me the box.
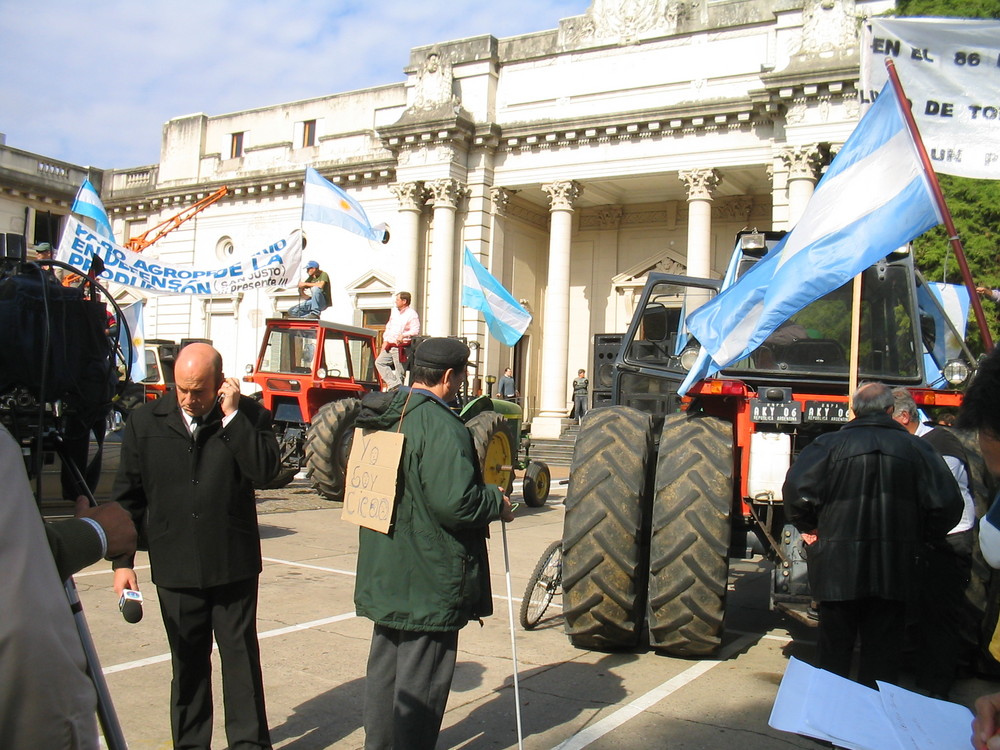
[461,395,552,507]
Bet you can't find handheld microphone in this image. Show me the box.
[119,589,143,623]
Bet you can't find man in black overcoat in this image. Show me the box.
[111,342,280,749]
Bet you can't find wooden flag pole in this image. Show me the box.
[884,58,993,352]
[848,274,863,418]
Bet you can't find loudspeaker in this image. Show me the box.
[592,333,623,391]
[0,234,26,262]
[592,389,613,410]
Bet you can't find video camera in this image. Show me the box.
[0,233,121,492]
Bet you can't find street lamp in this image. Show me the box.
[485,374,496,398]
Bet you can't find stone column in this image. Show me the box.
[389,181,426,297]
[779,145,825,226]
[533,180,582,440]
[679,169,720,280]
[486,187,516,378]
[426,178,463,337]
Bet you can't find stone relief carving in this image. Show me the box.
[390,182,427,212]
[490,187,517,216]
[714,196,753,221]
[679,168,721,201]
[542,180,583,211]
[412,48,459,110]
[561,0,694,47]
[426,178,466,210]
[800,0,858,55]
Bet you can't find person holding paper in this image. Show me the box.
[353,337,514,750]
[958,347,1000,750]
[783,381,963,688]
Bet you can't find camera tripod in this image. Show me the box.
[51,430,128,750]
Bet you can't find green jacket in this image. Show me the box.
[353,388,504,631]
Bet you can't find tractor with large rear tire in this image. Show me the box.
[562,230,980,656]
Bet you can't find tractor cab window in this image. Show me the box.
[322,335,351,378]
[348,337,376,384]
[626,282,715,372]
[261,328,317,374]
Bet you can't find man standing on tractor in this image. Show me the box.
[782,381,962,688]
[286,260,331,318]
[375,291,420,391]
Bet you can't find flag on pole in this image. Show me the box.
[119,300,147,382]
[301,167,387,243]
[685,80,942,372]
[677,241,742,395]
[462,247,531,346]
[71,179,114,241]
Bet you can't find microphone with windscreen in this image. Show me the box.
[119,589,143,623]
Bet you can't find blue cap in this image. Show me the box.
[305,260,319,269]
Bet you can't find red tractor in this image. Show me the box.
[562,230,982,656]
[244,318,381,498]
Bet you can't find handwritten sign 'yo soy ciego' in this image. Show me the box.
[341,428,405,534]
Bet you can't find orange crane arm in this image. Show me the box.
[125,186,229,252]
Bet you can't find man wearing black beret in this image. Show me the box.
[353,336,514,749]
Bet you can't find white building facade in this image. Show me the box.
[96,0,892,437]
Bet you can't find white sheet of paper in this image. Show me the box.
[877,681,974,750]
[769,657,905,750]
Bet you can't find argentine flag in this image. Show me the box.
[685,80,942,372]
[301,167,387,242]
[119,300,147,382]
[71,179,114,241]
[462,247,531,347]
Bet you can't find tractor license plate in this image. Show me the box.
[750,399,801,424]
[804,400,850,423]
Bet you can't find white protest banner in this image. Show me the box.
[861,17,1000,180]
[56,216,303,295]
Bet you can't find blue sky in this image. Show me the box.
[0,0,588,170]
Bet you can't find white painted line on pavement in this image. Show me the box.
[103,612,358,675]
[263,556,357,576]
[549,632,760,750]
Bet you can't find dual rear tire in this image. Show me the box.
[562,406,733,655]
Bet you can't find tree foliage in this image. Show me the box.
[892,0,1000,350]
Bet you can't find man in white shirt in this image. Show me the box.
[376,292,421,391]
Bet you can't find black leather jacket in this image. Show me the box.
[783,413,962,602]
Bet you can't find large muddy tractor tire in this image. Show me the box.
[562,406,655,650]
[305,398,361,501]
[467,411,516,496]
[522,460,551,508]
[647,411,733,656]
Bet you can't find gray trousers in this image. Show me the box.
[363,624,458,750]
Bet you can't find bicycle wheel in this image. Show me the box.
[520,540,562,629]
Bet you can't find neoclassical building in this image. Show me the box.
[12,0,896,437]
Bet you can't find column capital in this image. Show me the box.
[490,187,518,217]
[778,144,828,181]
[390,181,428,212]
[427,178,466,210]
[542,180,583,212]
[679,169,721,201]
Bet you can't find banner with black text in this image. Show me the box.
[56,217,303,295]
[862,17,1000,180]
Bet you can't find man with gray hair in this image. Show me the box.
[783,382,962,687]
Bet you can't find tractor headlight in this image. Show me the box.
[679,345,701,370]
[943,359,970,386]
[244,364,253,375]
[317,367,328,379]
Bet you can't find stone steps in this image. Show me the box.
[527,422,580,468]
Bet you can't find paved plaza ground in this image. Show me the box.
[64,467,999,749]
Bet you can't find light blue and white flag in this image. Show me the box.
[462,247,531,347]
[119,300,147,382]
[918,281,971,387]
[71,179,114,241]
[677,242,742,395]
[301,167,387,243]
[685,81,942,372]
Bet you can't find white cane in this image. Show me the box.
[501,508,525,750]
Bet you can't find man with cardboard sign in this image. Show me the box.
[352,337,514,749]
